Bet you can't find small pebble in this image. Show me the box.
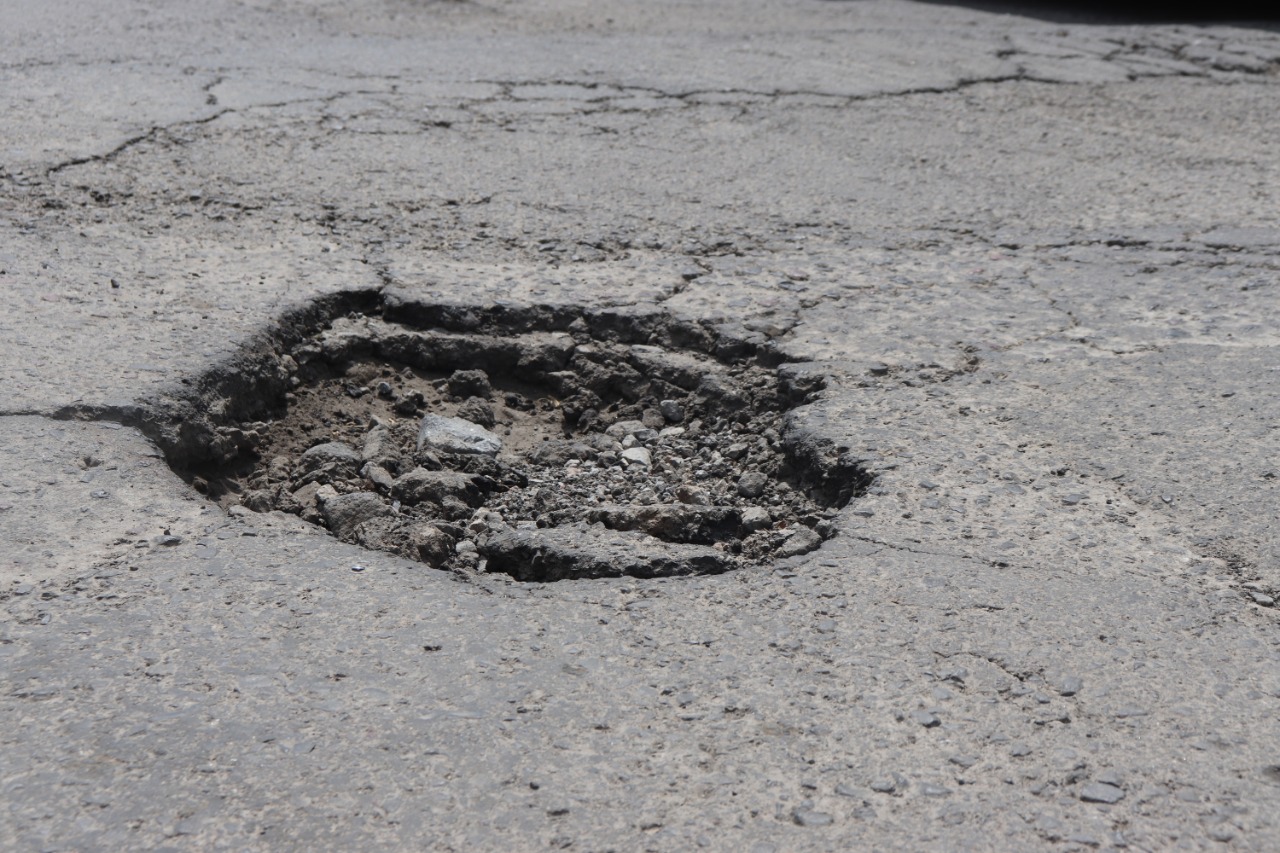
[1057,675,1084,696]
[1080,782,1125,804]
[792,809,834,827]
[910,710,941,728]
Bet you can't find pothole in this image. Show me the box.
[169,301,868,581]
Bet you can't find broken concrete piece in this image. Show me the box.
[319,491,389,538]
[416,414,503,456]
[478,523,733,581]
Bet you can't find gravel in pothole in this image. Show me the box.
[199,316,842,581]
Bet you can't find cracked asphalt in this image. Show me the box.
[3,1,1280,850]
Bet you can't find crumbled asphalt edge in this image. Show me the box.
[43,289,876,578]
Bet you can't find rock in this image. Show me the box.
[740,507,772,531]
[777,527,822,557]
[641,408,666,430]
[409,525,454,566]
[457,397,496,427]
[298,441,362,479]
[605,420,653,441]
[447,369,492,398]
[531,435,618,465]
[737,471,768,498]
[417,414,503,456]
[241,489,274,512]
[621,447,652,467]
[361,424,403,473]
[869,778,897,794]
[792,809,834,827]
[1056,675,1084,696]
[394,390,425,416]
[319,491,390,539]
[658,426,685,440]
[1080,782,1125,804]
[659,399,685,423]
[676,484,711,505]
[288,481,323,514]
[587,504,739,544]
[392,468,488,507]
[909,710,941,728]
[725,442,750,460]
[478,523,733,581]
[361,463,396,492]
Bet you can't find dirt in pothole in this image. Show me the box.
[197,315,844,580]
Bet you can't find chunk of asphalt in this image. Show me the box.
[478,523,733,581]
[320,491,390,539]
[777,527,822,557]
[417,414,503,456]
[391,468,489,507]
[1079,782,1125,804]
[299,441,362,475]
[586,504,740,544]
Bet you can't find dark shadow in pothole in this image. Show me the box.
[147,292,871,582]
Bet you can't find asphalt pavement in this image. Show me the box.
[3,1,1279,849]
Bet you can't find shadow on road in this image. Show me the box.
[862,0,1280,27]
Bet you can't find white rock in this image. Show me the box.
[417,414,503,456]
[621,447,652,467]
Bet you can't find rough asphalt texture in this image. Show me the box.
[3,1,1280,850]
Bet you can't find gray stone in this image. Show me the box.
[792,808,834,827]
[777,527,822,557]
[620,447,652,467]
[1080,782,1126,804]
[605,420,650,440]
[587,504,738,542]
[659,400,685,423]
[909,710,941,728]
[1057,675,1084,696]
[361,424,403,473]
[736,471,768,498]
[299,441,362,475]
[740,506,772,531]
[417,414,503,456]
[392,468,487,507]
[447,369,492,398]
[478,524,732,581]
[361,463,396,492]
[409,525,455,567]
[319,491,390,539]
[456,396,496,428]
